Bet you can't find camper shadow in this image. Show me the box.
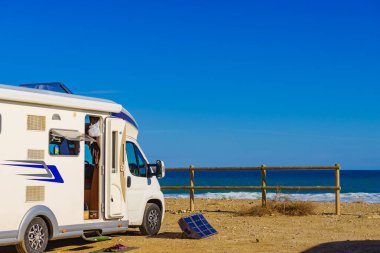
[0,238,95,253]
[152,232,189,239]
[302,240,380,253]
[46,238,99,252]
[0,245,18,253]
[126,231,188,240]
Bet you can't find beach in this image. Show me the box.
[2,198,380,253]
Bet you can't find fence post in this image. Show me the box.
[261,164,267,207]
[335,163,341,215]
[189,165,195,212]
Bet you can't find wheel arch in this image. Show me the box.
[147,199,163,212]
[147,197,165,223]
[17,205,59,241]
[128,190,165,227]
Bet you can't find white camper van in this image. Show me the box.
[0,83,166,253]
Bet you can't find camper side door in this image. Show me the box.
[105,117,127,219]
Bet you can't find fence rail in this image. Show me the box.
[161,164,341,215]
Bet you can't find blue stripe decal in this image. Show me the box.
[4,163,64,183]
[111,112,138,129]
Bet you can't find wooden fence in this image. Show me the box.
[161,164,341,215]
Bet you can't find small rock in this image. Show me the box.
[256,238,260,243]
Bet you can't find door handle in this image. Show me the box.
[127,176,131,188]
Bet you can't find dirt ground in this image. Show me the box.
[1,198,380,253]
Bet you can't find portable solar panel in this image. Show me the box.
[178,213,218,239]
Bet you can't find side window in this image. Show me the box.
[126,142,147,177]
[49,129,80,156]
[136,148,147,177]
[126,142,138,176]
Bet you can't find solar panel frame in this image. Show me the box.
[178,213,218,239]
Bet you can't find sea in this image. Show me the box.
[160,170,380,203]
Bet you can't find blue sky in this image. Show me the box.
[0,1,379,169]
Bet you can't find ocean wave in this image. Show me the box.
[164,192,380,203]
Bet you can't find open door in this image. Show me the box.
[105,117,127,219]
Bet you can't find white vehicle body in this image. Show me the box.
[0,84,165,247]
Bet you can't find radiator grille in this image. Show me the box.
[27,149,45,160]
[27,115,46,131]
[26,186,45,202]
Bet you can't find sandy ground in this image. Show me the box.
[2,198,380,253]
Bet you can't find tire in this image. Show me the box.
[16,217,49,253]
[139,203,162,236]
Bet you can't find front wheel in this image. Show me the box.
[15,217,49,253]
[139,203,162,236]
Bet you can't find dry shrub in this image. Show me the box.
[247,205,273,217]
[245,190,316,217]
[271,200,316,216]
[247,200,315,217]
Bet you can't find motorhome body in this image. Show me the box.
[0,84,165,253]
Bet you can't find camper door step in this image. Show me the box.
[82,230,112,242]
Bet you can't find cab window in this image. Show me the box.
[126,142,138,176]
[126,142,148,177]
[136,148,147,177]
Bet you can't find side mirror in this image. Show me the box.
[155,160,165,179]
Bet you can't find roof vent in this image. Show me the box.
[52,114,61,120]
